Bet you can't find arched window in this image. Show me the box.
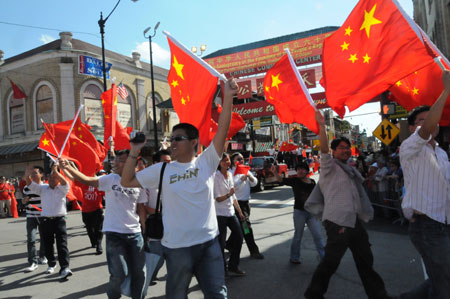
[8,94,25,134]
[117,86,133,128]
[35,84,54,129]
[82,83,103,128]
[147,93,163,131]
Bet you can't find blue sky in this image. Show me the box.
[1,0,414,134]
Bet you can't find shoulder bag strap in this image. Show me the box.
[155,162,167,215]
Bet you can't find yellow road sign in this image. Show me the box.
[373,119,400,145]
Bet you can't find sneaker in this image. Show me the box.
[25,263,38,272]
[38,257,48,265]
[227,267,246,276]
[45,266,55,274]
[290,259,302,265]
[250,252,265,259]
[60,267,73,279]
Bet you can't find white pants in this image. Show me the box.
[0,199,11,216]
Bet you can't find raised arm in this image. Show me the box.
[51,164,67,186]
[121,142,145,188]
[418,70,450,140]
[315,110,329,154]
[59,159,99,187]
[213,79,238,156]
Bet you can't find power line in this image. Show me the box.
[343,111,380,118]
[0,21,99,38]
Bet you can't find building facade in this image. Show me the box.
[0,32,174,178]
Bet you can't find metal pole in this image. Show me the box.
[149,35,158,146]
[99,12,107,92]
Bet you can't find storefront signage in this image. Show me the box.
[78,55,112,79]
[205,31,335,78]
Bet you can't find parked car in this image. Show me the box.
[249,156,288,192]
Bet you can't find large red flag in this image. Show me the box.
[102,84,118,148]
[279,141,299,152]
[9,79,27,99]
[233,162,250,176]
[165,32,222,147]
[322,0,435,117]
[211,104,246,141]
[113,120,132,151]
[264,50,319,134]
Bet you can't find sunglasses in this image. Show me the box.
[170,135,190,142]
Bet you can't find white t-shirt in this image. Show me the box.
[28,182,69,217]
[98,174,146,234]
[231,167,258,201]
[214,170,236,217]
[136,143,220,249]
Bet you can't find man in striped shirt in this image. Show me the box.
[399,70,450,299]
[22,166,47,272]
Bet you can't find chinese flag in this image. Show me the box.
[322,0,435,117]
[249,154,253,165]
[389,29,450,126]
[102,84,118,147]
[264,51,319,134]
[113,120,132,151]
[73,119,107,162]
[166,35,220,147]
[9,79,27,99]
[233,162,250,176]
[279,141,298,152]
[211,104,246,140]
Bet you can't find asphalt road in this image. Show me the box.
[0,178,424,299]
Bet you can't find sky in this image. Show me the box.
[1,0,415,135]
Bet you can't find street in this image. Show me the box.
[0,179,424,299]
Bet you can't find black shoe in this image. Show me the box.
[290,259,301,265]
[250,252,264,259]
[227,267,246,276]
[96,244,103,255]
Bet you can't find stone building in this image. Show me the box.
[413,0,450,59]
[0,32,174,178]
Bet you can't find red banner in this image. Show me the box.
[256,78,265,96]
[205,31,335,78]
[237,80,252,99]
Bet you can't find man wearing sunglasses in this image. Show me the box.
[121,78,238,299]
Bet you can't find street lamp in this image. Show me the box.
[191,44,207,56]
[144,21,160,147]
[98,0,138,91]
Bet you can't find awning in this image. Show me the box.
[0,142,39,155]
[254,142,273,153]
[156,98,173,109]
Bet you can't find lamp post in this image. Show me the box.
[144,22,160,147]
[98,0,138,91]
[191,44,207,56]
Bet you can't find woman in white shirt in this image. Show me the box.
[214,153,246,276]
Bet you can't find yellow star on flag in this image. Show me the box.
[79,134,83,139]
[42,138,50,146]
[72,141,77,146]
[114,97,117,106]
[77,127,82,131]
[395,81,402,87]
[171,80,179,88]
[271,73,283,91]
[105,115,110,119]
[181,97,186,105]
[340,41,350,51]
[360,4,382,38]
[265,86,270,92]
[412,87,419,95]
[344,26,353,36]
[172,55,184,80]
[349,54,358,63]
[102,99,105,105]
[363,53,371,63]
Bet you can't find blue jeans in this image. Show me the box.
[162,237,227,299]
[105,232,145,299]
[403,215,450,299]
[148,240,164,281]
[291,209,325,261]
[26,216,46,265]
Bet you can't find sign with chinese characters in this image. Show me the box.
[373,119,400,145]
[237,80,252,99]
[78,55,112,79]
[204,30,335,78]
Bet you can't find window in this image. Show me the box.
[36,85,54,129]
[83,83,103,128]
[117,86,133,128]
[147,93,163,131]
[8,94,25,134]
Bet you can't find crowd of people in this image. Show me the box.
[3,72,450,299]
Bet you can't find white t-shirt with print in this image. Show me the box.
[213,170,236,217]
[98,173,146,234]
[136,143,220,249]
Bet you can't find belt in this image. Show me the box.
[43,216,64,220]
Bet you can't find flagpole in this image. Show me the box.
[284,48,318,110]
[163,30,227,81]
[58,105,85,159]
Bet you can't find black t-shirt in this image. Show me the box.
[282,177,316,210]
